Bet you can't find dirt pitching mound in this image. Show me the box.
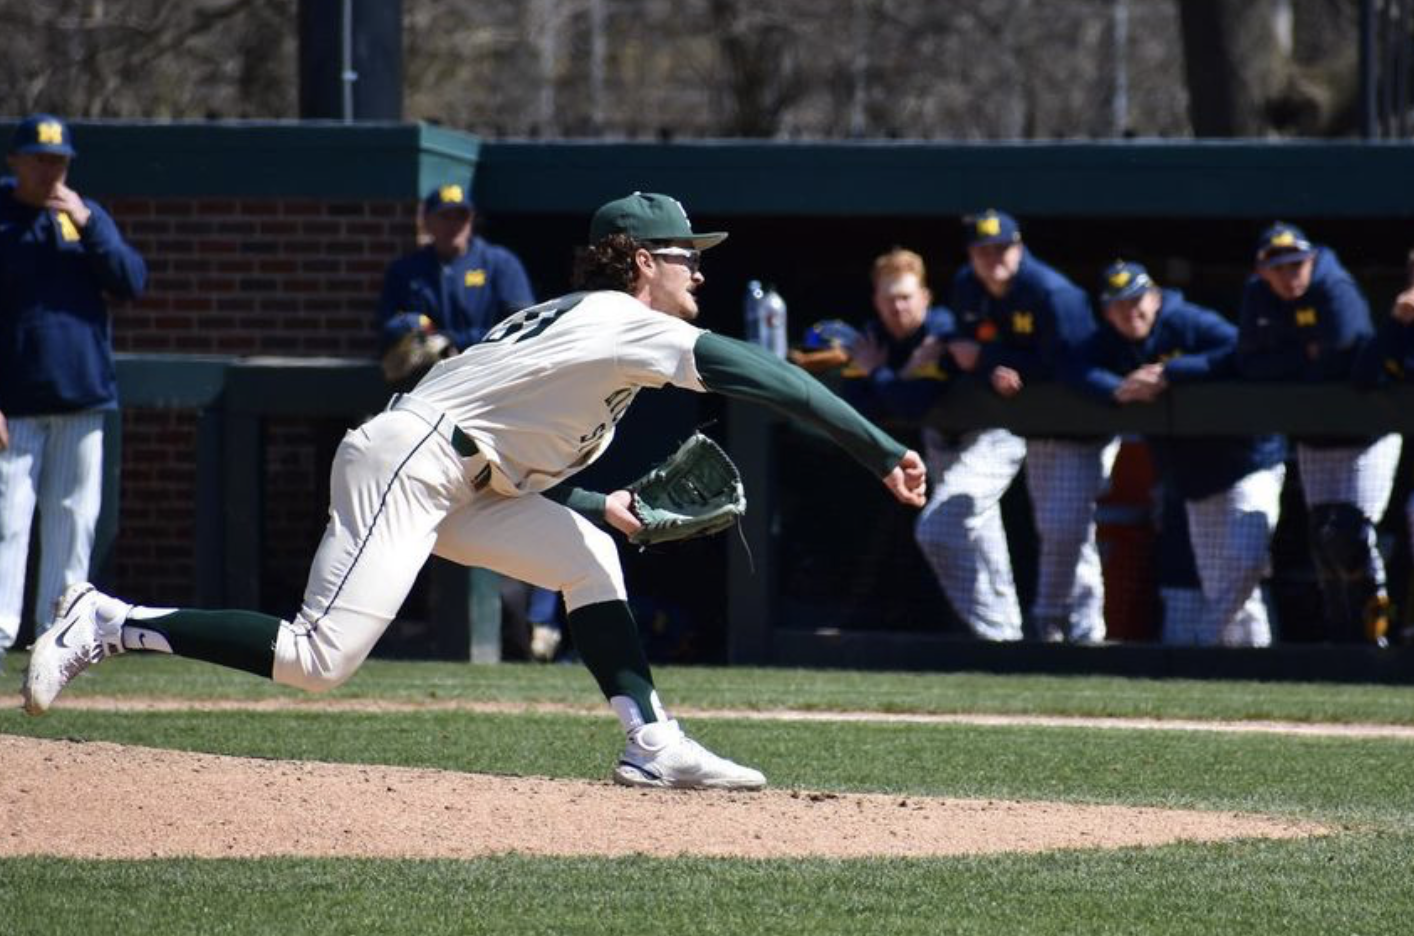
[0,736,1321,860]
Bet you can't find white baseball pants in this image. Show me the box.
[1296,434,1401,521]
[273,400,625,692]
[915,428,1027,641]
[1183,463,1285,647]
[1025,437,1119,643]
[914,429,1116,642]
[0,410,104,649]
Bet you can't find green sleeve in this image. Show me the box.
[541,484,609,524]
[693,332,907,477]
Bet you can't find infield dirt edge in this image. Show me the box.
[0,735,1325,860]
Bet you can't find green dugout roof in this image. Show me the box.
[2,119,1412,217]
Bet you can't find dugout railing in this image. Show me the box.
[104,353,1414,681]
[726,380,1414,684]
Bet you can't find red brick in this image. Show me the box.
[109,198,155,217]
[171,297,214,312]
[239,200,283,216]
[282,200,323,216]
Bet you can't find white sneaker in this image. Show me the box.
[612,719,766,791]
[529,624,562,663]
[22,583,126,715]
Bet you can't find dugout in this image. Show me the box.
[11,120,1414,680]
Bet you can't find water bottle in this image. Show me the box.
[744,280,766,347]
[743,280,789,358]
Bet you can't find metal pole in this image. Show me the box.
[1398,0,1412,136]
[1361,0,1378,138]
[340,0,356,123]
[1113,0,1130,136]
[589,0,605,132]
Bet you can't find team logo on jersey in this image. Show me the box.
[1011,311,1034,335]
[975,320,999,342]
[1294,307,1317,327]
[464,269,486,287]
[55,211,80,242]
[37,121,65,145]
[1158,349,1183,363]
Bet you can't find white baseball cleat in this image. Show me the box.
[529,624,562,663]
[612,719,767,791]
[22,583,126,716]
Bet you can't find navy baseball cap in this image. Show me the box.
[963,209,1021,247]
[1255,222,1314,269]
[9,113,76,157]
[589,192,728,249]
[1099,260,1156,305]
[423,182,473,216]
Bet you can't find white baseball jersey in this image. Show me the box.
[414,291,706,496]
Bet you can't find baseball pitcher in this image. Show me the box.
[24,192,927,791]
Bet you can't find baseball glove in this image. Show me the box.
[381,329,454,384]
[788,319,861,374]
[626,433,747,546]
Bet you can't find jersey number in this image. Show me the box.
[482,293,586,344]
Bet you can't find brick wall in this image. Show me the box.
[104,196,418,608]
[109,197,416,357]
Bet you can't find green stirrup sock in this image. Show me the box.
[124,609,280,678]
[566,600,658,722]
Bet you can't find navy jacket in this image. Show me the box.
[1078,290,1286,501]
[1238,247,1376,447]
[0,178,146,416]
[377,237,534,351]
[1237,247,1371,382]
[841,307,955,423]
[1353,314,1414,387]
[950,249,1096,383]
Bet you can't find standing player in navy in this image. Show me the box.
[25,192,927,792]
[930,210,1115,643]
[1354,249,1414,643]
[378,183,534,384]
[0,114,146,673]
[1239,223,1400,645]
[1078,261,1287,646]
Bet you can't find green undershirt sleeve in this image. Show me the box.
[541,484,609,523]
[693,331,907,477]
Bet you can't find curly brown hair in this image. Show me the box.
[571,233,641,292]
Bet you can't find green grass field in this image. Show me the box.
[3,654,1413,936]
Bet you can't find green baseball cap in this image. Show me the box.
[589,192,728,249]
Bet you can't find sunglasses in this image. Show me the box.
[648,246,702,274]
